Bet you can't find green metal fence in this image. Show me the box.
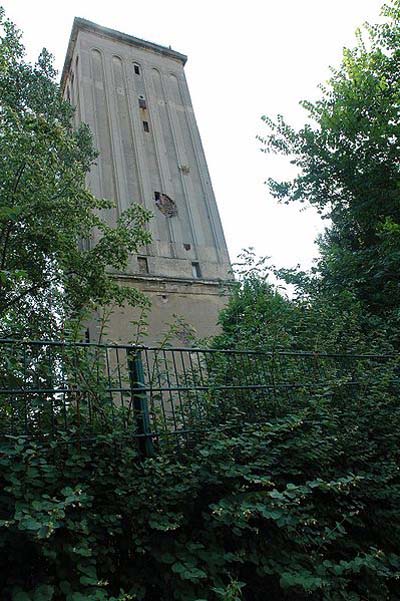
[0,339,398,451]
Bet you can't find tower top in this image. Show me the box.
[61,17,188,91]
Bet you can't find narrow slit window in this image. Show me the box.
[191,262,201,279]
[134,64,140,75]
[143,121,150,132]
[138,96,147,109]
[138,257,149,274]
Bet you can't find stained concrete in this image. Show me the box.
[62,18,232,344]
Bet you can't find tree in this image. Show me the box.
[214,250,392,353]
[0,8,151,339]
[259,0,400,334]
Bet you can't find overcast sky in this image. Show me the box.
[2,0,384,269]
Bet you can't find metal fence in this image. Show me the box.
[0,339,398,451]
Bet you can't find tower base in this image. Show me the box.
[88,275,231,346]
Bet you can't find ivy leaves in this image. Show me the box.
[1,396,400,600]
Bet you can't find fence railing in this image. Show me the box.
[0,339,398,451]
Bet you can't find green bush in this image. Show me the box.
[1,376,400,600]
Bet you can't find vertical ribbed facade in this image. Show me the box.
[62,19,231,343]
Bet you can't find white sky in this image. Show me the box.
[2,0,384,269]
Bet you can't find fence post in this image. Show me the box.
[127,350,154,457]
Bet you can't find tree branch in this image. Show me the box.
[0,282,41,313]
[1,162,26,271]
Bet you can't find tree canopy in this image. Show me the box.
[0,8,151,339]
[258,0,400,335]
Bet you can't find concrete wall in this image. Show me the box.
[62,19,232,344]
[89,276,230,346]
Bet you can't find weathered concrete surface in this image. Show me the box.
[62,18,232,344]
[89,275,230,346]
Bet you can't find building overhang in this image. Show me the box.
[61,17,188,92]
[113,272,235,288]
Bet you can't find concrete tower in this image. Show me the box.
[61,19,231,344]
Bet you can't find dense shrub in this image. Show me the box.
[1,373,400,600]
[214,251,394,355]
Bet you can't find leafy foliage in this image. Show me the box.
[0,8,151,338]
[1,363,400,600]
[1,3,400,601]
[215,250,394,353]
[259,0,400,336]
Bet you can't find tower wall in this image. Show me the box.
[62,19,231,344]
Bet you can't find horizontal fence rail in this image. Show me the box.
[0,339,398,450]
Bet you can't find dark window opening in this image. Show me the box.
[138,96,147,109]
[154,191,178,217]
[134,64,140,75]
[138,257,149,274]
[183,243,191,251]
[191,262,201,278]
[143,121,150,132]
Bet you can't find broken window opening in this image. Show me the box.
[143,121,150,132]
[134,64,140,75]
[183,243,191,251]
[179,164,190,175]
[138,95,147,109]
[154,191,178,218]
[191,262,201,279]
[138,256,149,274]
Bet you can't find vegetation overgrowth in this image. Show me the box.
[0,7,151,340]
[258,0,400,347]
[1,1,400,600]
[1,371,400,600]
